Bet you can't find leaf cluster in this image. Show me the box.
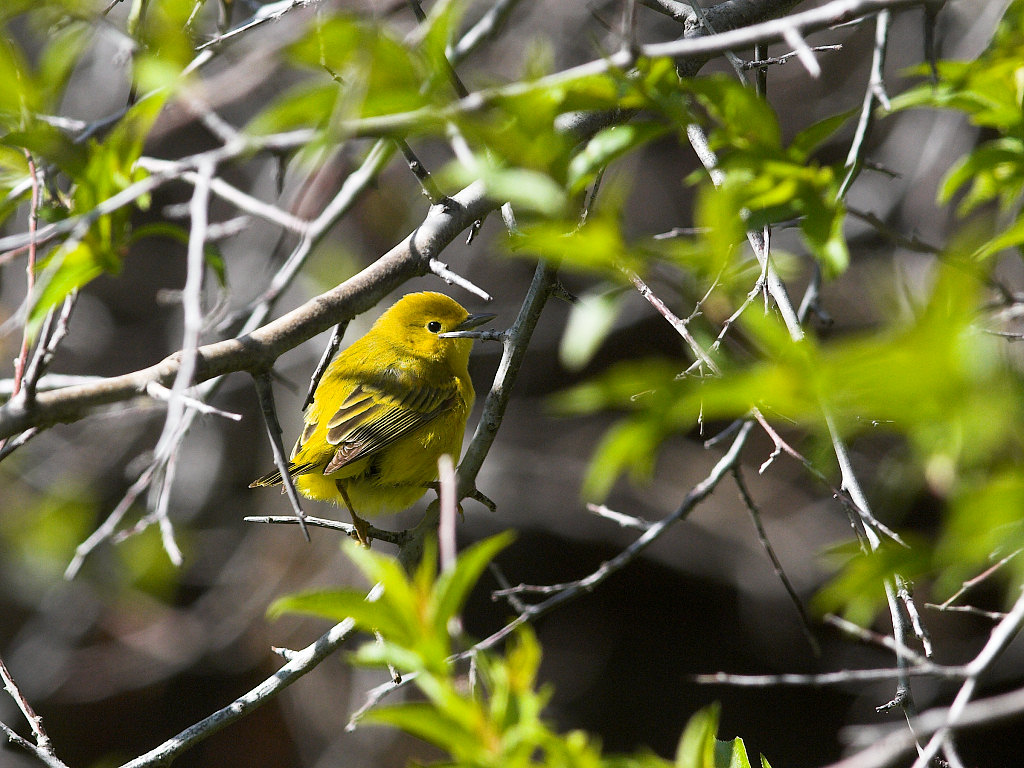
[891,3,1024,258]
[271,534,770,768]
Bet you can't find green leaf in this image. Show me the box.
[286,14,428,122]
[343,540,420,624]
[365,703,477,756]
[2,122,90,178]
[27,241,104,338]
[559,288,624,371]
[267,588,407,640]
[416,0,469,87]
[246,81,339,135]
[34,21,90,111]
[813,539,931,624]
[350,639,431,674]
[567,122,668,194]
[714,738,753,768]
[790,109,857,158]
[513,216,643,277]
[582,418,664,501]
[433,531,515,636]
[477,166,569,216]
[685,76,781,151]
[0,35,30,119]
[937,469,1024,595]
[676,704,720,768]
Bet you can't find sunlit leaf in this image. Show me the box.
[676,704,719,768]
[433,532,514,637]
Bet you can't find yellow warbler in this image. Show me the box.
[250,292,494,543]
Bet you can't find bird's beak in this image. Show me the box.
[454,312,496,332]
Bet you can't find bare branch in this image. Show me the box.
[117,617,357,768]
[0,181,499,440]
[0,655,64,768]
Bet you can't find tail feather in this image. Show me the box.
[249,461,318,488]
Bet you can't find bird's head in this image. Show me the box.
[373,291,495,368]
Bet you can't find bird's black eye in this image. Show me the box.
[427,320,442,333]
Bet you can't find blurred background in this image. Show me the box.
[1,1,1021,767]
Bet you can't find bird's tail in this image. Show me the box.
[249,461,318,488]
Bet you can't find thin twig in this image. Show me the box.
[838,11,891,198]
[630,272,721,375]
[909,588,1024,768]
[252,373,310,541]
[428,259,493,301]
[825,614,931,667]
[117,617,358,768]
[457,260,558,500]
[733,466,820,655]
[302,321,348,411]
[485,422,755,647]
[243,515,412,548]
[0,655,59,764]
[0,181,500,441]
[694,662,961,686]
[743,44,843,68]
[352,420,758,727]
[937,548,1024,608]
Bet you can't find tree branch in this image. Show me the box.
[0,182,498,441]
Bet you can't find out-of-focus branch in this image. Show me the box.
[310,0,924,140]
[0,653,67,768]
[0,129,316,257]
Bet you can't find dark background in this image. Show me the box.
[2,2,1021,767]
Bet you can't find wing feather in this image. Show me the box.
[321,375,459,476]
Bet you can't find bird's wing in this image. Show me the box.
[321,377,459,475]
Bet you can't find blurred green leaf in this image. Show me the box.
[513,215,643,278]
[0,480,95,598]
[813,539,930,625]
[676,704,719,768]
[449,162,568,216]
[283,14,429,124]
[559,288,624,371]
[940,138,1024,215]
[131,0,200,94]
[936,469,1024,597]
[2,122,90,178]
[268,587,408,639]
[365,703,478,756]
[245,81,340,135]
[789,109,857,158]
[568,122,668,194]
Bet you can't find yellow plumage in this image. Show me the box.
[250,292,493,541]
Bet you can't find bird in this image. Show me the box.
[250,291,495,544]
